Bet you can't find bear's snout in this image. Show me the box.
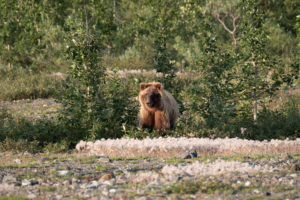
[146,101,154,107]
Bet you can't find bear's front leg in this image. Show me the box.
[139,109,155,130]
[154,111,170,131]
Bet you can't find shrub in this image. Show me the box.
[59,29,139,146]
[0,108,68,153]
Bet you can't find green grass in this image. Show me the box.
[273,185,294,193]
[164,179,237,195]
[0,196,27,200]
[0,67,64,101]
[246,196,263,200]
[95,164,112,171]
[39,186,57,192]
[165,154,279,164]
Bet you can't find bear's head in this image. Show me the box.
[139,82,163,110]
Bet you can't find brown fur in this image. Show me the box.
[138,82,179,131]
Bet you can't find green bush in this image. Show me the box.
[244,98,300,140]
[0,108,68,153]
[58,29,140,146]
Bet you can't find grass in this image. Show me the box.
[0,196,27,200]
[95,164,112,171]
[273,185,294,193]
[165,154,280,164]
[164,179,236,195]
[0,66,64,101]
[39,186,57,192]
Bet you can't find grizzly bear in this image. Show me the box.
[138,82,179,131]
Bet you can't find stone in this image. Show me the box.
[27,193,37,199]
[244,181,251,187]
[2,175,16,183]
[98,156,111,163]
[22,179,31,186]
[109,188,117,193]
[101,172,115,180]
[58,170,69,176]
[253,189,260,194]
[86,181,100,189]
[14,159,21,164]
[290,164,300,171]
[30,179,39,185]
[0,183,15,192]
[184,150,198,159]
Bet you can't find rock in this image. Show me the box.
[290,164,300,171]
[101,186,109,196]
[23,151,31,155]
[22,179,34,186]
[109,188,117,193]
[63,180,70,185]
[72,177,79,184]
[253,189,260,194]
[184,150,198,159]
[98,156,111,163]
[27,193,37,199]
[244,181,251,187]
[23,179,31,186]
[86,181,100,189]
[14,159,21,164]
[2,175,16,183]
[0,183,15,192]
[58,170,69,176]
[101,172,115,180]
[30,179,39,185]
[56,194,63,199]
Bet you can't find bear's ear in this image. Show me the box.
[140,83,147,90]
[154,83,162,90]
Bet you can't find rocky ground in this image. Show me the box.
[0,151,299,200]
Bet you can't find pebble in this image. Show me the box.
[100,172,115,180]
[27,193,37,199]
[98,156,111,163]
[289,174,297,178]
[244,181,251,187]
[58,170,69,176]
[109,188,117,193]
[183,150,198,159]
[2,175,16,183]
[253,189,260,194]
[86,181,100,189]
[22,179,31,186]
[14,159,21,164]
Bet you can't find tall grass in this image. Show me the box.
[0,65,64,101]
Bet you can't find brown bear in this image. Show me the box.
[138,82,179,131]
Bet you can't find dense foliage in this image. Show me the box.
[0,0,299,150]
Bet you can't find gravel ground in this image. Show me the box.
[0,151,299,199]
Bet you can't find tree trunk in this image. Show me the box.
[252,62,258,125]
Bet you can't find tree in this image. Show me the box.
[60,0,136,144]
[206,0,242,48]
